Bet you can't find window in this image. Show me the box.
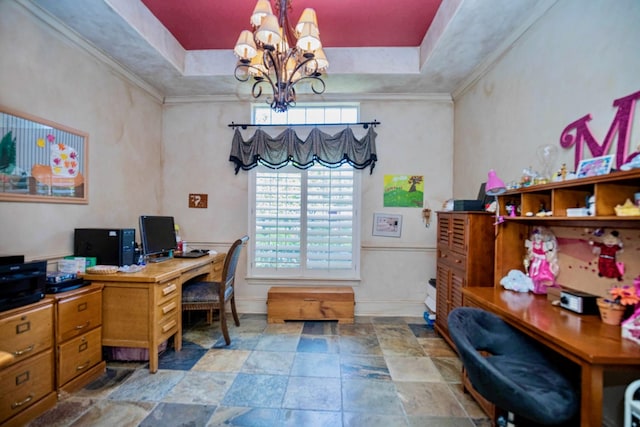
[248,104,361,281]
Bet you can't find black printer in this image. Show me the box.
[0,259,47,312]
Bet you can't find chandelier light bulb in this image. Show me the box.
[234,30,257,60]
[296,23,321,52]
[256,14,281,46]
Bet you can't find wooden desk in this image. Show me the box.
[463,286,640,427]
[82,253,225,373]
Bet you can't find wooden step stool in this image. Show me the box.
[267,286,355,323]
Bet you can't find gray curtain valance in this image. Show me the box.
[229,127,377,174]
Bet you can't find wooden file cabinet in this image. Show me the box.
[51,283,106,395]
[0,298,57,427]
[435,211,495,346]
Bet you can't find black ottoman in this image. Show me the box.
[448,307,579,425]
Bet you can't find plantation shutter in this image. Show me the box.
[254,171,302,269]
[254,165,355,274]
[307,168,354,270]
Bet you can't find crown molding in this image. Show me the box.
[163,92,453,105]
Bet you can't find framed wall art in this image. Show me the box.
[372,213,402,237]
[0,105,88,204]
[576,154,614,178]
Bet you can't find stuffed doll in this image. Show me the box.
[524,226,559,294]
[590,230,624,281]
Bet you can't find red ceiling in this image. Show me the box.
[141,0,442,50]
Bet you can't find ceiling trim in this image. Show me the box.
[163,92,453,105]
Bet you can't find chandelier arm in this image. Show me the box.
[290,75,326,95]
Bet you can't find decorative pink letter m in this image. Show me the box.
[560,90,640,170]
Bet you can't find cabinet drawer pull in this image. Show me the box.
[162,320,177,332]
[162,302,176,314]
[75,321,90,330]
[14,345,34,356]
[11,394,33,409]
[162,284,177,296]
[76,360,91,371]
[455,259,462,264]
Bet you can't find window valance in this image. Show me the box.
[229,127,377,174]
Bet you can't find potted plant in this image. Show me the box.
[597,285,640,325]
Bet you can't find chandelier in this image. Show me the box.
[233,0,328,112]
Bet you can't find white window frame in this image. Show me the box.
[247,104,362,284]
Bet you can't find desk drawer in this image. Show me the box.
[181,264,212,283]
[157,317,178,341]
[0,349,54,424]
[0,304,53,365]
[155,280,179,305]
[57,290,102,342]
[57,327,102,386]
[156,299,179,325]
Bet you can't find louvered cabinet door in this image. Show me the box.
[434,211,495,347]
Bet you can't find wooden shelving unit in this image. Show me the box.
[495,169,640,287]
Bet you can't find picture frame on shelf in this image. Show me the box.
[576,154,614,178]
[372,213,402,237]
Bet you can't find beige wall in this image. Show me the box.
[0,1,163,260]
[161,99,454,315]
[453,0,640,199]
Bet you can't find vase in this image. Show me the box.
[597,298,626,325]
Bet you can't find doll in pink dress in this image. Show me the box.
[525,227,559,294]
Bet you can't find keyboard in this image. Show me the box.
[148,256,172,263]
[174,251,208,259]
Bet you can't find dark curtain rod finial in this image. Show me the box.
[228,120,380,129]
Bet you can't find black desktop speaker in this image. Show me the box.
[74,228,135,266]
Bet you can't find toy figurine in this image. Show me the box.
[590,230,624,281]
[524,226,559,294]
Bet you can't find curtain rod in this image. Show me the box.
[228,120,380,130]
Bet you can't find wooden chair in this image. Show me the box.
[181,235,249,345]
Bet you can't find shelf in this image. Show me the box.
[498,169,640,220]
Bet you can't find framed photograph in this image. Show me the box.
[372,213,402,237]
[576,154,614,178]
[0,105,89,204]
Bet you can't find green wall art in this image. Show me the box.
[383,175,424,207]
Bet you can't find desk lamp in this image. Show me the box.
[486,169,506,224]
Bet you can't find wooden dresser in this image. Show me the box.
[50,283,106,396]
[434,211,495,346]
[0,298,57,427]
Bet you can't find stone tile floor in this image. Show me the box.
[28,314,491,427]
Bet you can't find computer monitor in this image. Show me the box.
[139,215,177,262]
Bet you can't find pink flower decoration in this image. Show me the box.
[70,152,77,159]
[53,158,61,165]
[46,134,55,143]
